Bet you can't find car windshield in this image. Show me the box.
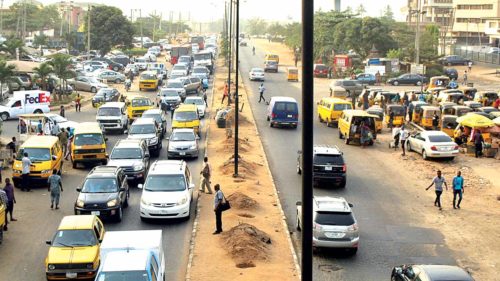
[131,99,151,107]
[315,212,355,226]
[160,90,179,97]
[179,57,190,63]
[428,135,453,142]
[16,148,50,161]
[174,111,197,121]
[97,271,149,281]
[142,113,162,124]
[173,65,187,71]
[193,68,208,73]
[314,154,344,165]
[110,148,142,159]
[252,69,264,73]
[98,107,120,116]
[167,82,183,88]
[129,124,156,134]
[74,133,104,146]
[140,73,156,80]
[144,174,186,191]
[194,53,211,60]
[315,65,327,70]
[82,178,118,193]
[171,131,195,141]
[185,98,204,105]
[52,230,97,247]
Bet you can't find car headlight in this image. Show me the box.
[141,197,152,206]
[86,263,94,269]
[189,144,197,150]
[176,196,188,206]
[117,119,121,124]
[13,169,22,174]
[76,199,84,208]
[48,264,56,271]
[133,163,144,171]
[41,169,51,174]
[107,199,117,207]
[149,137,158,144]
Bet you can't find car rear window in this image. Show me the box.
[315,212,355,226]
[428,135,453,142]
[343,81,356,86]
[333,103,352,111]
[315,65,328,71]
[314,154,344,165]
[275,102,297,112]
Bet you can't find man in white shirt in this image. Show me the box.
[399,126,409,156]
[21,152,33,192]
[44,122,52,136]
[51,121,60,136]
[426,170,448,210]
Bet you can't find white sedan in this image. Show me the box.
[249,68,265,81]
[406,131,459,160]
[184,96,206,118]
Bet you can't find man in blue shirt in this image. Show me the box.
[452,170,464,209]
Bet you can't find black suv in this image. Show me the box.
[74,166,129,222]
[92,57,124,71]
[91,88,120,107]
[297,145,346,188]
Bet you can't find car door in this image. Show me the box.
[190,77,201,91]
[118,172,128,203]
[78,77,90,91]
[412,133,425,153]
[9,100,23,117]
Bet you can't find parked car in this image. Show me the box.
[107,139,150,184]
[313,64,328,78]
[387,74,428,86]
[68,76,107,93]
[249,67,265,81]
[391,264,474,281]
[264,60,278,73]
[184,96,206,118]
[74,166,129,222]
[124,64,139,76]
[329,79,364,99]
[8,76,32,91]
[92,57,124,71]
[127,118,162,156]
[110,55,130,67]
[355,73,376,85]
[83,60,108,72]
[297,145,346,188]
[141,109,168,139]
[406,130,459,160]
[167,128,200,159]
[438,55,471,66]
[296,196,359,254]
[94,70,126,83]
[92,88,120,106]
[444,68,458,80]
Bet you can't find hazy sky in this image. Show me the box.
[3,0,406,22]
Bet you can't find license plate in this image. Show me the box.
[325,166,332,171]
[91,211,100,216]
[66,272,77,279]
[179,152,186,156]
[287,115,293,118]
[325,232,344,239]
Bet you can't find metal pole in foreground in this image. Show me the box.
[227,1,232,99]
[87,5,91,54]
[301,0,314,279]
[234,0,239,176]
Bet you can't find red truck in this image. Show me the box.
[170,44,192,65]
[190,36,205,50]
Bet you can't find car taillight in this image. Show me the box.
[347,223,358,232]
[292,114,298,119]
[342,164,346,172]
[272,113,277,118]
[313,222,322,230]
[108,66,112,70]
[454,145,459,150]
[431,146,438,151]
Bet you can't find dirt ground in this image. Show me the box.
[252,39,500,280]
[188,60,299,281]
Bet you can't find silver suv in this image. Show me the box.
[296,196,359,255]
[167,128,199,159]
[107,139,150,184]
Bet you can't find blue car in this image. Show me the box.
[356,73,376,85]
[267,96,299,129]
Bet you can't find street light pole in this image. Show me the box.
[415,0,421,65]
[302,0,314,279]
[227,0,232,103]
[140,9,143,49]
[234,0,239,176]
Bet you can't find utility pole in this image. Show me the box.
[415,0,421,65]
[140,9,143,48]
[87,4,91,54]
[228,0,232,101]
[234,0,239,176]
[302,0,314,279]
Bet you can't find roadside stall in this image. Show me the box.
[455,114,494,155]
[474,91,498,106]
[487,117,500,159]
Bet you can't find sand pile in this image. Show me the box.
[226,192,258,209]
[220,157,257,177]
[222,223,272,268]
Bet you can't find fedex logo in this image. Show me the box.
[25,93,50,104]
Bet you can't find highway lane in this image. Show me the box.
[0,80,212,280]
[239,45,457,280]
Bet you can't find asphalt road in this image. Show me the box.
[239,45,458,280]
[0,76,212,280]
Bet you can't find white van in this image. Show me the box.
[96,102,129,134]
[97,230,165,281]
[0,90,51,120]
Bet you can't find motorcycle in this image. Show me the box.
[125,79,131,92]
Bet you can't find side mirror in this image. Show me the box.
[189,183,195,189]
[348,203,354,207]
[137,184,143,189]
[119,187,126,192]
[145,152,150,158]
[76,187,81,192]
[296,201,302,206]
[46,240,52,245]
[52,155,57,160]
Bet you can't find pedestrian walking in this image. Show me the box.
[252,46,255,55]
[462,71,468,85]
[75,94,81,112]
[472,129,484,158]
[199,157,213,194]
[44,120,52,135]
[399,126,409,156]
[221,83,229,105]
[18,119,27,134]
[21,152,33,192]
[47,169,63,209]
[389,111,394,129]
[467,61,472,72]
[426,170,448,210]
[0,187,8,231]
[59,105,65,118]
[58,128,69,156]
[432,112,439,130]
[452,171,464,209]
[64,132,73,160]
[375,71,381,86]
[37,120,43,135]
[258,83,266,103]
[213,184,224,234]
[3,178,16,222]
[408,103,414,122]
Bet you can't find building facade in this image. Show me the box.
[451,0,500,45]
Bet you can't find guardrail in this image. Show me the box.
[451,47,500,65]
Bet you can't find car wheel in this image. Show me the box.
[416,81,422,86]
[115,79,121,84]
[34,109,42,114]
[296,215,301,231]
[422,150,428,160]
[339,179,346,188]
[0,112,9,121]
[407,142,412,152]
[116,207,123,222]
[266,116,270,121]
[447,62,452,66]
[326,119,331,127]
[72,161,77,169]
[318,114,323,123]
[269,122,273,128]
[393,81,399,86]
[90,86,97,93]
[113,66,119,72]
[348,248,358,256]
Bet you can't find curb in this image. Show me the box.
[185,71,217,281]
[240,79,302,277]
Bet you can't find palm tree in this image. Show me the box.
[33,62,53,91]
[0,39,25,59]
[0,60,16,101]
[48,54,74,101]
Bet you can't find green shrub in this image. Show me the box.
[123,48,148,57]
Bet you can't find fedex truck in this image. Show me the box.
[0,90,51,120]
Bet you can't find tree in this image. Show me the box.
[382,5,394,20]
[246,18,268,35]
[314,10,356,61]
[85,6,134,56]
[33,62,53,90]
[0,61,16,98]
[419,24,440,62]
[48,54,74,101]
[356,4,366,17]
[267,23,286,38]
[33,34,48,48]
[0,38,25,58]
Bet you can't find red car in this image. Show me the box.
[313,64,329,78]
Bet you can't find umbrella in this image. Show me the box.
[494,117,500,126]
[456,114,494,128]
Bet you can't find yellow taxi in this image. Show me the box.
[172,104,200,135]
[0,200,5,243]
[317,97,352,127]
[45,215,105,281]
[338,110,378,145]
[264,53,279,63]
[287,67,299,82]
[12,135,63,188]
[139,71,159,91]
[126,95,155,120]
[71,122,107,169]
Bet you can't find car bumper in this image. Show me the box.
[270,120,298,127]
[124,170,146,180]
[250,75,264,81]
[148,143,161,152]
[13,174,50,186]
[72,154,107,163]
[74,206,120,217]
[427,150,459,158]
[46,269,98,280]
[140,202,190,219]
[98,122,122,130]
[313,236,359,248]
[167,149,199,158]
[313,174,346,183]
